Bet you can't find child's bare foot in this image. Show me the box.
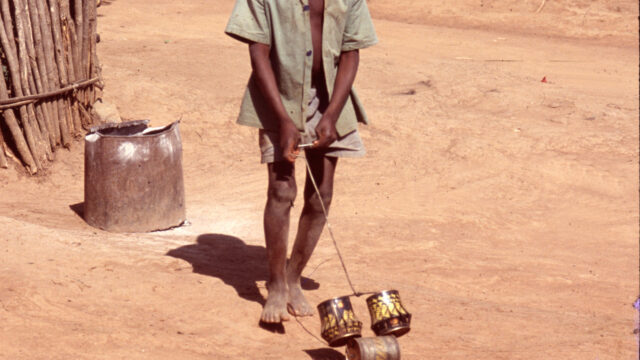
[287,281,314,317]
[261,283,290,323]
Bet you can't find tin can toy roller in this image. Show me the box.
[346,336,401,360]
[366,290,412,337]
[317,296,363,347]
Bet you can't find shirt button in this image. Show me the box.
[303,5,310,11]
[306,50,312,56]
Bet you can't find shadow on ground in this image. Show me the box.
[166,233,320,307]
[70,202,84,218]
[304,348,346,360]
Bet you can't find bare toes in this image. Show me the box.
[261,291,290,323]
[280,311,291,321]
[262,309,288,323]
[287,288,314,317]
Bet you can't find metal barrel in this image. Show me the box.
[346,336,401,360]
[84,120,186,232]
[366,290,412,337]
[317,296,363,347]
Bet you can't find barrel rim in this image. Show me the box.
[87,120,180,139]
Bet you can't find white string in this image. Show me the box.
[301,153,371,297]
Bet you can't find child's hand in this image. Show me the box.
[313,116,338,149]
[279,120,301,162]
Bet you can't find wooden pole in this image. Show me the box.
[33,0,62,145]
[87,0,97,104]
[81,0,90,106]
[76,99,94,125]
[73,0,83,74]
[15,0,52,161]
[0,2,38,173]
[68,0,88,127]
[73,0,87,119]
[0,125,8,168]
[37,0,71,147]
[26,23,57,152]
[48,0,79,137]
[59,0,82,133]
[27,0,60,145]
[0,77,99,107]
[74,0,83,62]
[22,0,56,152]
[0,7,44,170]
[0,0,16,55]
[0,80,37,173]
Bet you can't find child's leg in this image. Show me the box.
[287,153,337,316]
[262,161,296,323]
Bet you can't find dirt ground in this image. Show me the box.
[0,0,638,359]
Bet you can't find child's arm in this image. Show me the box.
[248,42,301,163]
[314,49,360,148]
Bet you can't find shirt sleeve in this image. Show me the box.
[224,0,271,45]
[341,0,378,51]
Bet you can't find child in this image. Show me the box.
[225,0,377,323]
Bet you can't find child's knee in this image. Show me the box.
[305,190,332,213]
[268,181,297,205]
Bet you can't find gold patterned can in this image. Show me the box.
[317,296,363,347]
[366,290,411,337]
[346,336,401,360]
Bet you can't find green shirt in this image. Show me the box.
[224,0,378,136]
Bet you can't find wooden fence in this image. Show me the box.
[0,0,100,174]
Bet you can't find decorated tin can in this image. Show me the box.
[366,290,411,337]
[317,296,363,347]
[346,336,401,360]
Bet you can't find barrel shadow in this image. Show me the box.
[69,202,84,218]
[303,348,346,360]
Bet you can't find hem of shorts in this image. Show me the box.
[237,111,365,136]
[261,150,366,164]
[323,149,366,159]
